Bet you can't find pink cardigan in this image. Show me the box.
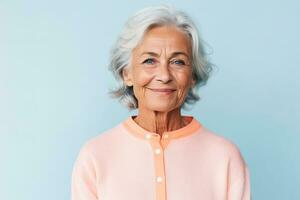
[71,115,251,200]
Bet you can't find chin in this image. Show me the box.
[146,103,176,112]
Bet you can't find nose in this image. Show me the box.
[156,61,172,83]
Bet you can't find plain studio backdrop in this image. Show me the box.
[1,0,299,199]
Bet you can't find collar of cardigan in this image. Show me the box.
[122,115,202,141]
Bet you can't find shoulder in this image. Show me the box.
[198,126,246,163]
[76,121,125,157]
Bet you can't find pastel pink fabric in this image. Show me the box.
[71,115,251,200]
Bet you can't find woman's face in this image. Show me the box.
[122,25,195,112]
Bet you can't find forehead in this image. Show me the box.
[134,25,191,54]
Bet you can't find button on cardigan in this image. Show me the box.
[71,115,251,200]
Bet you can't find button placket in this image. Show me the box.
[123,115,201,200]
[149,136,167,200]
[161,133,171,150]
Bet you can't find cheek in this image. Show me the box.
[133,66,156,86]
[132,69,155,98]
[136,73,153,86]
[175,73,193,101]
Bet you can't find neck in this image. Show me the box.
[133,107,187,136]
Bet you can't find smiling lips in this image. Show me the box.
[148,88,176,94]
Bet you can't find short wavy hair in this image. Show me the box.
[108,5,213,110]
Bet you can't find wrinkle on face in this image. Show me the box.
[131,26,193,109]
[122,25,195,134]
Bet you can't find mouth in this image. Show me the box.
[147,88,176,95]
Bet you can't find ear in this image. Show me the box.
[122,67,133,87]
[191,78,196,87]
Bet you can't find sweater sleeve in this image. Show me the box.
[71,145,98,200]
[227,146,251,200]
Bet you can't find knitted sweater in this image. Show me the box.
[71,115,251,200]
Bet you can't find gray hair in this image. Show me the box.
[108,5,213,110]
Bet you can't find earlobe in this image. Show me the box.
[122,67,133,87]
[191,79,196,87]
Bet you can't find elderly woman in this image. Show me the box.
[71,5,251,200]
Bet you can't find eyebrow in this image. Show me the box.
[140,51,189,59]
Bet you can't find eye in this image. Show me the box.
[171,59,186,66]
[142,58,156,65]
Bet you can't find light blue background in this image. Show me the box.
[1,0,299,199]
